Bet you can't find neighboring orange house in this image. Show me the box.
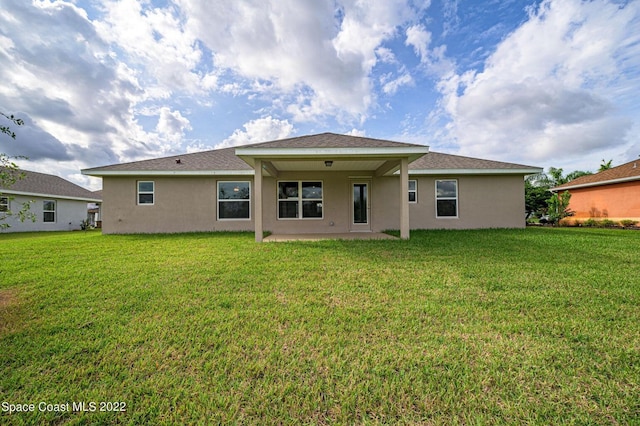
[552,159,640,223]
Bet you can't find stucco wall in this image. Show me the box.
[566,181,640,221]
[101,173,527,234]
[102,176,255,234]
[407,175,526,229]
[1,194,89,232]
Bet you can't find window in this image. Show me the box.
[0,196,8,212]
[137,181,154,205]
[218,181,250,220]
[408,180,417,203]
[278,181,323,219]
[436,180,458,218]
[43,200,56,222]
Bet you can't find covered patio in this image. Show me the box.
[235,140,429,242]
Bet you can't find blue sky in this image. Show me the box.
[1,0,639,190]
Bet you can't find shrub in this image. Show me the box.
[600,219,617,228]
[582,218,599,227]
[620,219,638,228]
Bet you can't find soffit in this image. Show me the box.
[269,159,387,172]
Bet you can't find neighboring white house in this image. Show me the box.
[0,169,102,232]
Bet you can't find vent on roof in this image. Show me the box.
[176,159,182,164]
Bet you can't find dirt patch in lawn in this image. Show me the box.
[0,289,19,335]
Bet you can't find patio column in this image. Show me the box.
[254,159,263,242]
[400,157,410,239]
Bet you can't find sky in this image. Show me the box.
[1,0,639,190]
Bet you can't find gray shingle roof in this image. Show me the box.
[0,169,101,201]
[82,146,250,173]
[409,151,541,172]
[82,132,540,175]
[247,132,422,148]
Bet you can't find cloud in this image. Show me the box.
[177,0,419,122]
[0,0,147,162]
[439,0,640,164]
[382,73,414,95]
[216,116,294,148]
[405,25,432,63]
[156,107,192,143]
[0,113,71,161]
[95,0,214,96]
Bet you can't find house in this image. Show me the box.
[0,169,102,232]
[81,133,541,241]
[551,159,640,223]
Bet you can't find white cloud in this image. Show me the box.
[382,73,414,95]
[405,24,431,63]
[216,116,294,148]
[155,107,192,143]
[95,0,211,96]
[346,128,366,137]
[440,0,640,165]
[177,0,419,122]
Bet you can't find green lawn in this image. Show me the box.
[0,228,638,425]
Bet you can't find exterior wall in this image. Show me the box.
[1,194,89,232]
[407,175,526,229]
[262,171,374,234]
[101,173,527,234]
[565,181,640,221]
[102,176,255,234]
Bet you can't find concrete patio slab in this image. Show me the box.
[263,232,398,242]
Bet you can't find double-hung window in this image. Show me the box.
[278,181,323,219]
[137,181,154,205]
[43,200,56,222]
[408,180,417,203]
[218,181,250,220]
[0,196,8,212]
[435,179,458,218]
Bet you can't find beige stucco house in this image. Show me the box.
[82,133,541,241]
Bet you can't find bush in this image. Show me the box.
[582,218,599,227]
[620,219,638,228]
[600,219,617,228]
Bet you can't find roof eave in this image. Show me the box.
[81,170,254,177]
[551,175,640,191]
[409,168,543,175]
[235,146,430,167]
[0,189,102,202]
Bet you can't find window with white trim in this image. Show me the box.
[43,200,56,222]
[0,196,8,212]
[436,179,458,218]
[278,181,323,219]
[137,181,154,205]
[218,181,251,220]
[408,180,417,203]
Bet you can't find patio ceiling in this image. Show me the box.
[235,146,430,177]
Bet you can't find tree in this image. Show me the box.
[525,167,590,218]
[525,180,550,218]
[1,111,34,229]
[547,190,573,225]
[599,159,613,172]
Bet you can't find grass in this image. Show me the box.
[0,228,638,425]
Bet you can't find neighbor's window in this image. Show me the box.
[436,180,457,218]
[278,181,323,219]
[408,180,417,203]
[0,196,8,212]
[137,181,154,205]
[43,200,56,222]
[218,181,250,220]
